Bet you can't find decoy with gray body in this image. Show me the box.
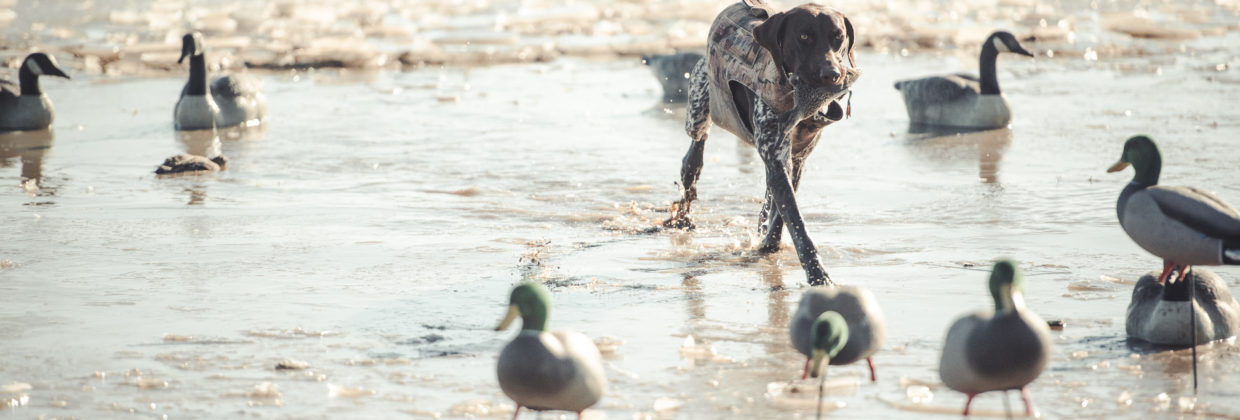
[1109,135,1240,389]
[495,283,606,419]
[175,32,266,130]
[789,285,885,382]
[939,259,1051,416]
[893,31,1032,129]
[642,51,705,103]
[1108,135,1240,283]
[1,53,70,132]
[1126,268,1240,346]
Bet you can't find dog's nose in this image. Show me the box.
[819,66,842,84]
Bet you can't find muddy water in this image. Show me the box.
[3,0,1240,419]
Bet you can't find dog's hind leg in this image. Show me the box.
[752,101,832,286]
[664,59,711,229]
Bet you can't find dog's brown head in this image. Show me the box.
[754,4,856,89]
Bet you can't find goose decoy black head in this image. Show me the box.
[21,53,71,81]
[179,32,206,64]
[986,31,1034,58]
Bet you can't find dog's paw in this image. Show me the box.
[661,216,696,231]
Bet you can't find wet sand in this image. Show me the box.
[3,0,1240,418]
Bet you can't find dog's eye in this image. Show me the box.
[799,33,810,41]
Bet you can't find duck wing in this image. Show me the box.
[210,74,261,99]
[893,74,980,105]
[1147,186,1240,239]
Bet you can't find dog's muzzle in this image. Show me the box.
[787,66,862,124]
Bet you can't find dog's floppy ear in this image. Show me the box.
[753,11,788,77]
[843,15,857,68]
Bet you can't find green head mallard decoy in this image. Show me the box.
[893,31,1033,129]
[939,259,1051,416]
[1108,135,1240,389]
[789,285,885,382]
[0,53,71,132]
[1108,135,1240,283]
[495,283,606,419]
[175,32,267,130]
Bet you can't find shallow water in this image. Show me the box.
[3,0,1240,419]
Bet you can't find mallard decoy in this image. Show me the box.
[939,259,1051,416]
[1108,135,1240,284]
[495,283,606,419]
[789,285,885,382]
[1108,135,1240,388]
[0,53,70,132]
[175,32,266,130]
[1126,268,1240,346]
[802,311,849,419]
[893,31,1033,128]
[642,51,704,103]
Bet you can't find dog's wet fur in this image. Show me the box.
[665,2,859,286]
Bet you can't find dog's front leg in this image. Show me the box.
[756,157,807,253]
[753,101,832,286]
[664,59,711,229]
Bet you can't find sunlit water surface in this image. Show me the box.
[2,1,1240,419]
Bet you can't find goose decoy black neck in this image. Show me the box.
[978,31,1033,95]
[17,53,70,96]
[179,32,209,97]
[495,283,550,332]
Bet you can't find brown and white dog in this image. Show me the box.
[664,0,860,286]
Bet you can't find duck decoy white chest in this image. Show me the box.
[789,285,885,381]
[939,259,1051,416]
[495,283,606,419]
[894,31,1033,129]
[174,32,267,130]
[0,53,71,132]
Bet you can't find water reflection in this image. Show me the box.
[0,129,54,194]
[902,125,1012,184]
[176,129,221,158]
[758,261,792,358]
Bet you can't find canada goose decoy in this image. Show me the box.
[939,259,1051,416]
[1127,268,1240,346]
[1108,135,1240,389]
[642,51,704,103]
[0,53,70,132]
[175,32,267,130]
[495,283,606,419]
[893,31,1033,129]
[789,285,885,382]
